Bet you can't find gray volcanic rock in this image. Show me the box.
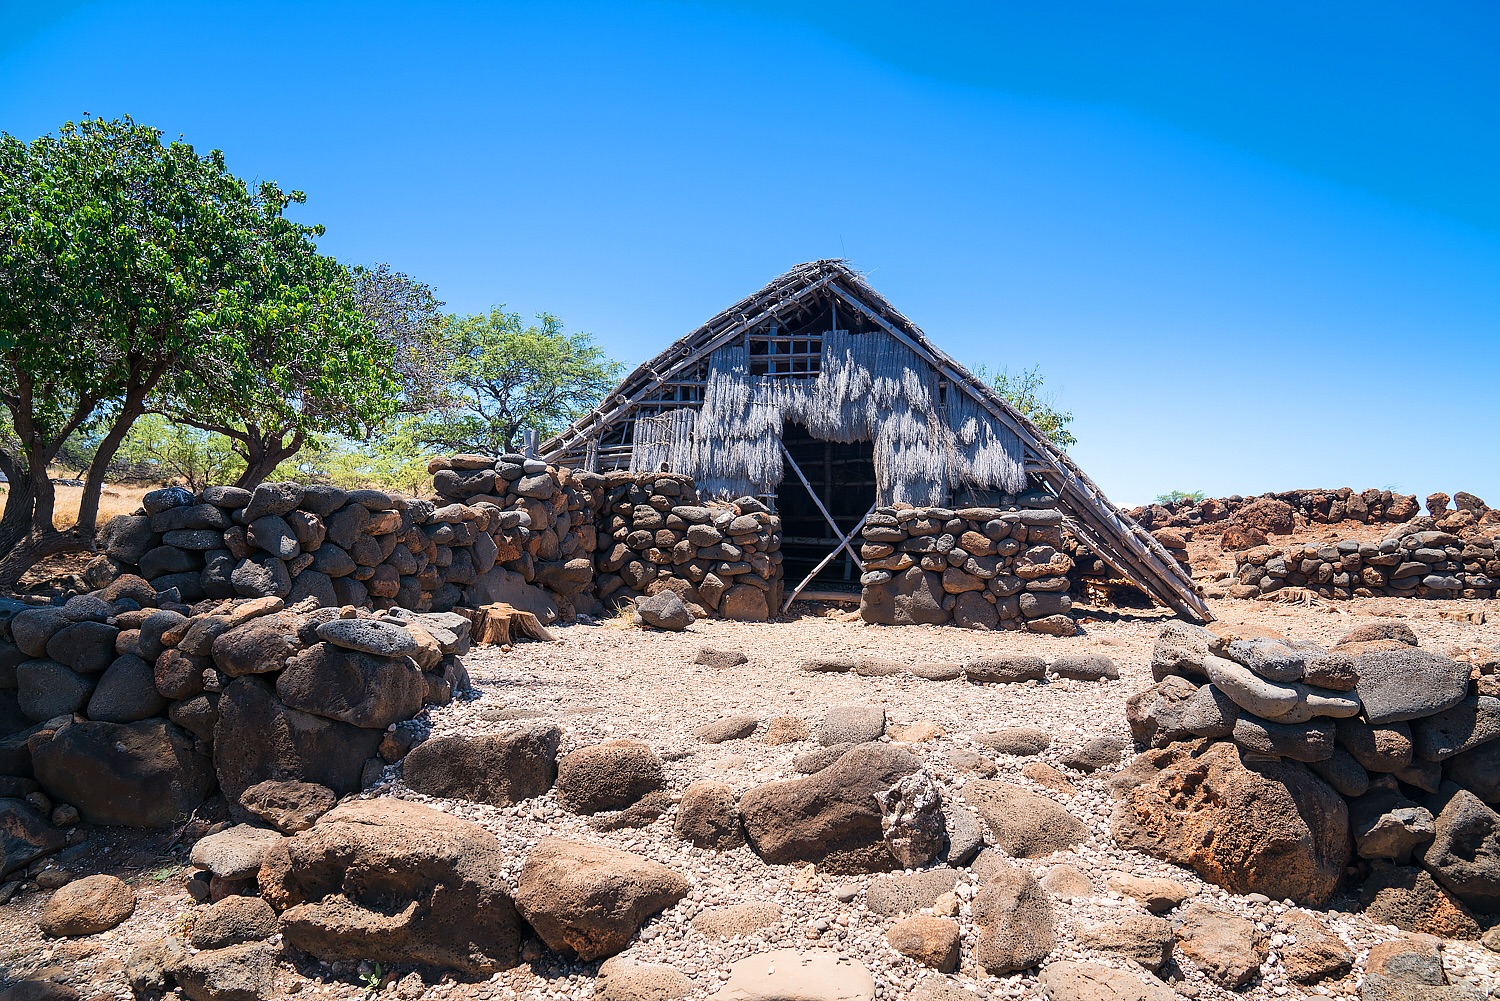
[815,705,885,746]
[1356,648,1469,725]
[242,481,304,520]
[314,618,419,658]
[276,643,425,730]
[1412,697,1500,762]
[963,781,1088,858]
[1419,790,1500,912]
[85,655,167,723]
[16,660,94,721]
[972,858,1056,974]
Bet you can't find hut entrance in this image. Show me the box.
[775,421,877,607]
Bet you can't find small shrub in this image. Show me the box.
[1153,490,1206,506]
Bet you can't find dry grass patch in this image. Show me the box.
[0,482,152,530]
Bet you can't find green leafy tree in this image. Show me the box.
[113,415,246,490]
[155,254,400,487]
[351,263,450,414]
[1154,490,1207,505]
[0,116,365,586]
[409,308,621,455]
[983,365,1077,449]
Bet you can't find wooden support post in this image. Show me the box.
[777,439,864,571]
[783,504,876,612]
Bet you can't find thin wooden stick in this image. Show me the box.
[778,439,864,571]
[782,503,875,612]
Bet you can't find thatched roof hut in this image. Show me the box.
[543,260,1209,621]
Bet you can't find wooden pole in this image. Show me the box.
[783,504,876,612]
[778,439,864,571]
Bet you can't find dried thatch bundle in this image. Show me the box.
[633,328,1027,505]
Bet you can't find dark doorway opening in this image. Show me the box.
[775,422,877,599]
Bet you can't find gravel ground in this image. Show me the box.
[1,593,1497,1001]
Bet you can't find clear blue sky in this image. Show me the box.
[4,1,1497,507]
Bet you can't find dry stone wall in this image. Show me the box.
[1128,487,1427,533]
[96,458,600,625]
[1124,619,1500,919]
[858,490,1078,636]
[593,472,783,621]
[1234,524,1499,600]
[0,577,472,845]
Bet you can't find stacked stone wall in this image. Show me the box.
[1127,620,1500,918]
[593,472,783,621]
[1128,487,1427,532]
[858,490,1078,636]
[0,578,473,842]
[95,457,600,623]
[1234,525,1499,600]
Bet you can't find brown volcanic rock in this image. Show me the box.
[37,874,136,936]
[1172,902,1268,989]
[513,838,688,961]
[260,798,522,975]
[1112,740,1350,905]
[31,720,214,828]
[738,742,921,873]
[214,676,382,821]
[1359,862,1480,940]
[402,725,560,806]
[964,781,1088,858]
[555,739,664,815]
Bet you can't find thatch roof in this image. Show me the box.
[543,260,1211,622]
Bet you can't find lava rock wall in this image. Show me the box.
[858,490,1078,636]
[593,472,783,621]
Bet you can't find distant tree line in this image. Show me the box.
[0,116,620,587]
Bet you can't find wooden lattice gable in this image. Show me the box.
[542,261,1211,622]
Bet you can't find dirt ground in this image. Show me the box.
[1,590,1497,1001]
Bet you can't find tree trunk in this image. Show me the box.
[0,526,88,591]
[0,452,36,557]
[0,461,82,592]
[233,429,305,489]
[74,399,145,538]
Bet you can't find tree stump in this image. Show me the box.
[456,603,556,646]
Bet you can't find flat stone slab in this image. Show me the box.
[710,949,875,1001]
[1356,649,1469,725]
[190,824,285,880]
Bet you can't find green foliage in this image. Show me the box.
[0,115,372,579]
[351,264,449,412]
[1153,490,1207,506]
[113,415,245,490]
[358,963,384,996]
[981,365,1077,449]
[269,431,435,496]
[407,308,622,455]
[156,238,407,487]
